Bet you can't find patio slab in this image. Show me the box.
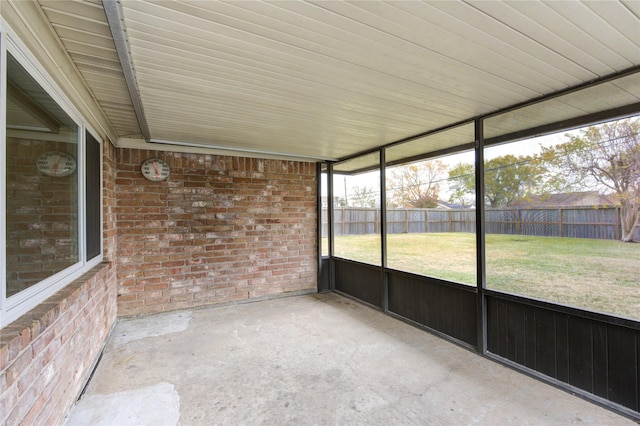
[65,293,633,425]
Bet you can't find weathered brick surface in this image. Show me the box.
[0,140,119,425]
[102,140,118,263]
[0,143,318,423]
[115,150,318,316]
[5,138,79,295]
[0,263,117,426]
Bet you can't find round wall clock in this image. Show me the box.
[141,158,170,181]
[36,151,77,177]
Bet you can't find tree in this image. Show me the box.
[448,154,547,208]
[348,185,378,208]
[485,155,548,207]
[542,117,640,242]
[447,163,474,207]
[386,160,447,208]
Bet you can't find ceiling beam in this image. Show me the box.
[102,0,151,142]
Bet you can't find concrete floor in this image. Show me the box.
[65,293,634,425]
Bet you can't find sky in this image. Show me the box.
[326,129,580,200]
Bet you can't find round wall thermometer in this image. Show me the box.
[141,158,170,181]
[36,151,76,177]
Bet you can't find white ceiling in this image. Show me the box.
[38,0,640,162]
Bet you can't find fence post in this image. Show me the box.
[337,206,620,240]
[425,209,429,233]
[559,208,563,237]
[405,209,409,233]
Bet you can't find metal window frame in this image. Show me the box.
[324,69,640,419]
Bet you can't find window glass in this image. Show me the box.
[385,151,476,284]
[484,116,640,320]
[86,131,101,260]
[5,53,79,297]
[332,153,381,265]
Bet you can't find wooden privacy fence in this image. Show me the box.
[322,207,639,240]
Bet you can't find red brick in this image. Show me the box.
[5,348,33,387]
[0,384,18,425]
[0,263,116,426]
[114,149,317,315]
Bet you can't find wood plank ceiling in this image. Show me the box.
[38,0,142,139]
[38,0,640,162]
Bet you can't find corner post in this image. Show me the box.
[475,118,487,354]
[380,149,388,312]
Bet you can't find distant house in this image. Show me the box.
[321,196,344,208]
[435,200,475,210]
[507,191,615,208]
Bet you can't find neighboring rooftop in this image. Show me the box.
[508,191,615,208]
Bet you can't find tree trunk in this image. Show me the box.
[620,202,640,242]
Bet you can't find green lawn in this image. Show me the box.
[324,233,640,320]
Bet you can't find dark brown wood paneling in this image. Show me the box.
[387,272,476,347]
[319,257,330,292]
[334,259,383,308]
[608,326,639,411]
[487,294,640,415]
[556,313,570,383]
[592,322,608,399]
[496,298,509,356]
[488,297,499,353]
[524,305,537,370]
[507,302,526,365]
[534,307,556,378]
[568,316,593,391]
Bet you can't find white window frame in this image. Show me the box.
[0,21,103,327]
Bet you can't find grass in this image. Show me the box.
[324,233,640,320]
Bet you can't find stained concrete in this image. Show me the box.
[64,383,180,426]
[65,293,634,425]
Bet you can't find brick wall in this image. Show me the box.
[0,140,119,426]
[0,144,318,425]
[5,137,79,296]
[103,140,118,262]
[0,263,117,426]
[115,149,318,316]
